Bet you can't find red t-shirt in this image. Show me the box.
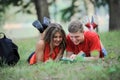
[66,31,104,58]
[29,43,60,64]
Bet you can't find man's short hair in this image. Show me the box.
[68,20,83,33]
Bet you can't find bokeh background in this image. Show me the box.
[0,0,119,39]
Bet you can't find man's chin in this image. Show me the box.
[73,42,79,45]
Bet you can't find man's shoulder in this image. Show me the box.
[84,31,98,38]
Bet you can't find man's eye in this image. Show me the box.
[70,36,79,38]
[70,36,74,38]
[75,36,79,38]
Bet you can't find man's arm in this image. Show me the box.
[74,50,99,61]
[84,32,101,61]
[84,50,99,61]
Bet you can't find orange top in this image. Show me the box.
[29,43,60,65]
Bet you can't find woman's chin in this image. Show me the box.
[54,43,60,46]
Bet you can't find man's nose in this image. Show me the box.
[72,37,76,41]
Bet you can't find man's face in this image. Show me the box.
[69,31,84,45]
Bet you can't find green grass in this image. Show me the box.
[0,31,120,80]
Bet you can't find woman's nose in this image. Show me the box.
[56,38,60,41]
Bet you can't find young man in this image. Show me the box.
[66,20,106,61]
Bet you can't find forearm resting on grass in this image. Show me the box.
[74,51,100,61]
[35,40,45,63]
[36,51,43,63]
[84,50,99,61]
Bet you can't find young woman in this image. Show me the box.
[28,23,66,65]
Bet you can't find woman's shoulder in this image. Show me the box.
[37,39,45,47]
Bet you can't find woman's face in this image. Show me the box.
[53,32,63,47]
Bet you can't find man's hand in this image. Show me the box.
[75,53,85,61]
[69,54,77,60]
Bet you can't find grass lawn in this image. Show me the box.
[0,31,120,80]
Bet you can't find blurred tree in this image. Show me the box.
[108,0,120,31]
[0,0,19,25]
[1,0,119,31]
[34,0,50,22]
[60,0,78,22]
[0,0,23,25]
[52,0,57,20]
[89,0,120,31]
[0,0,50,22]
[60,0,120,31]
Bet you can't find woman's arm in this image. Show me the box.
[35,40,45,63]
[54,49,64,61]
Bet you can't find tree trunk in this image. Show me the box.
[84,0,95,16]
[34,0,50,22]
[109,0,120,31]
